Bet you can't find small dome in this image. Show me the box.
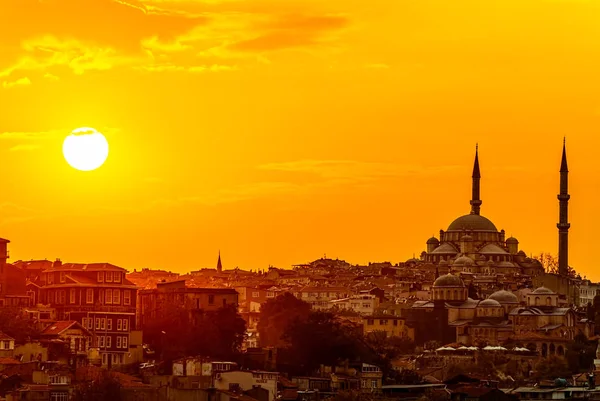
[532,286,554,295]
[431,243,459,254]
[489,290,519,303]
[427,237,440,244]
[448,214,498,232]
[439,260,449,266]
[479,298,501,307]
[479,244,509,255]
[498,261,515,268]
[460,235,473,241]
[478,255,487,261]
[434,274,465,288]
[453,256,475,267]
[517,250,527,256]
[506,237,519,244]
[487,260,495,266]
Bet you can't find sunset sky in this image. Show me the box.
[1,0,600,279]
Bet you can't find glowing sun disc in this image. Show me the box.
[63,127,109,171]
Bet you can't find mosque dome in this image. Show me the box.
[447,214,498,232]
[532,286,554,295]
[506,237,519,244]
[453,256,474,267]
[427,237,440,244]
[434,274,465,287]
[479,298,501,307]
[489,290,519,304]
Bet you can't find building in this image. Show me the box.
[0,332,15,358]
[330,294,379,315]
[34,262,139,368]
[214,370,279,401]
[39,321,92,367]
[139,280,239,328]
[579,281,600,307]
[421,146,545,278]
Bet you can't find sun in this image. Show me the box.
[63,127,109,171]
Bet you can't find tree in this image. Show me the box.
[394,369,422,385]
[281,311,366,375]
[0,308,39,344]
[143,302,246,364]
[565,333,597,373]
[534,356,571,380]
[535,253,559,273]
[258,293,311,347]
[363,331,415,381]
[73,370,121,401]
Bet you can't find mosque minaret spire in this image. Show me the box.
[470,144,482,215]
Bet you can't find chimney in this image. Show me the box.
[53,259,62,268]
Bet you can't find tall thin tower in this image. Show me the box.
[557,139,570,276]
[470,144,482,215]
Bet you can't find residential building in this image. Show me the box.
[139,280,238,328]
[214,370,279,401]
[34,262,138,368]
[0,332,15,358]
[39,321,91,367]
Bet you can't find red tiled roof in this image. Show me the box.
[0,358,21,365]
[43,263,125,273]
[0,331,15,341]
[41,321,84,336]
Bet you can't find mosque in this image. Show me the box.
[421,145,548,277]
[405,141,586,350]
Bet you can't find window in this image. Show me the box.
[117,319,122,331]
[99,336,105,348]
[97,272,104,283]
[123,319,128,332]
[106,336,111,348]
[107,318,112,331]
[106,272,113,282]
[122,336,128,349]
[116,337,122,348]
[50,375,69,385]
[371,380,378,389]
[102,353,108,366]
[105,289,112,304]
[114,272,121,283]
[252,291,260,298]
[59,272,66,283]
[58,290,66,304]
[124,290,131,306]
[113,289,120,305]
[50,392,69,401]
[47,273,54,284]
[96,318,101,330]
[86,289,94,304]
[101,318,106,330]
[393,320,398,326]
[82,318,87,328]
[70,289,76,304]
[379,319,388,325]
[367,319,374,325]
[208,294,215,305]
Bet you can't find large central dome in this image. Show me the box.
[448,214,498,232]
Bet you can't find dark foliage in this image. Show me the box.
[72,371,121,401]
[143,303,246,365]
[257,293,311,347]
[0,309,39,344]
[565,333,597,373]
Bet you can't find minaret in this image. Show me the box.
[470,144,482,215]
[558,139,570,276]
[217,251,223,273]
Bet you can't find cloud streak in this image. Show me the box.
[0,0,350,78]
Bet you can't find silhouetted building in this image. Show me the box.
[138,280,238,328]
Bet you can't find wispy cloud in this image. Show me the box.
[365,63,390,70]
[258,160,460,180]
[9,144,42,152]
[2,77,31,89]
[0,0,350,78]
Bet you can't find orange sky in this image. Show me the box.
[1,0,600,279]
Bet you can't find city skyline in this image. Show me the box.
[1,0,600,279]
